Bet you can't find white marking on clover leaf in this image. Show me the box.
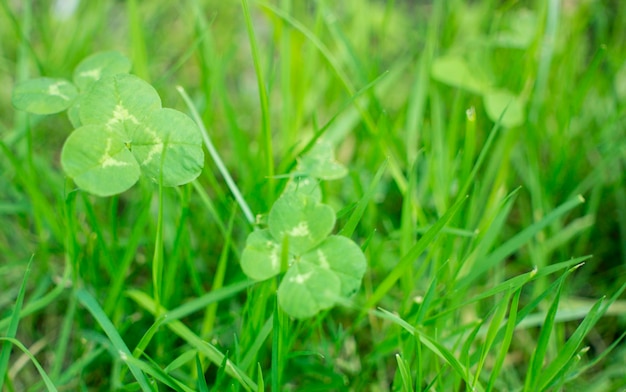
[317,249,330,268]
[106,104,139,128]
[289,272,313,284]
[138,126,164,165]
[101,138,130,168]
[286,221,310,237]
[268,241,280,270]
[47,82,70,100]
[79,68,102,81]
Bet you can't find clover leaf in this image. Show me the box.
[298,139,348,180]
[268,192,335,255]
[73,51,132,91]
[240,189,367,319]
[12,78,78,115]
[61,73,204,196]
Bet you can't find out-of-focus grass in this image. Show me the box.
[1,0,625,390]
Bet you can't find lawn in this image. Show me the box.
[1,0,625,390]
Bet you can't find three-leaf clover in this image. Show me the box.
[241,144,365,319]
[11,51,204,196]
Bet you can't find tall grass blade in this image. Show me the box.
[0,257,32,387]
[178,86,255,225]
[367,195,467,308]
[538,282,626,390]
[127,290,257,390]
[340,159,388,237]
[458,195,585,289]
[0,338,57,391]
[75,288,152,391]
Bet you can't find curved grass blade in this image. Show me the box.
[339,159,387,238]
[366,195,468,308]
[375,308,484,392]
[127,290,257,390]
[75,288,152,391]
[0,257,32,387]
[0,338,58,391]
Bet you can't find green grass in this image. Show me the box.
[1,0,626,390]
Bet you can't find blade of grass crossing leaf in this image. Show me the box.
[196,354,210,392]
[127,290,257,390]
[0,338,57,391]
[75,288,152,391]
[458,195,585,289]
[0,257,32,387]
[178,87,255,225]
[340,159,387,237]
[486,288,522,392]
[538,282,626,390]
[367,195,467,308]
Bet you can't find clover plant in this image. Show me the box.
[241,141,367,319]
[12,51,204,196]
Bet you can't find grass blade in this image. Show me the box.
[538,282,626,390]
[395,353,414,392]
[127,289,257,390]
[339,159,388,237]
[457,195,585,289]
[486,288,522,392]
[376,308,484,392]
[524,264,579,391]
[0,337,57,391]
[178,86,255,225]
[0,256,32,387]
[75,288,152,391]
[366,195,468,308]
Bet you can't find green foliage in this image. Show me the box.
[12,52,204,196]
[241,146,366,319]
[2,0,625,390]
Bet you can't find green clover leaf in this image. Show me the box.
[298,139,348,180]
[12,78,78,115]
[283,176,322,202]
[277,260,340,319]
[240,191,367,319]
[61,124,140,197]
[73,51,132,91]
[61,73,203,195]
[301,235,367,297]
[268,192,335,255]
[240,229,282,281]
